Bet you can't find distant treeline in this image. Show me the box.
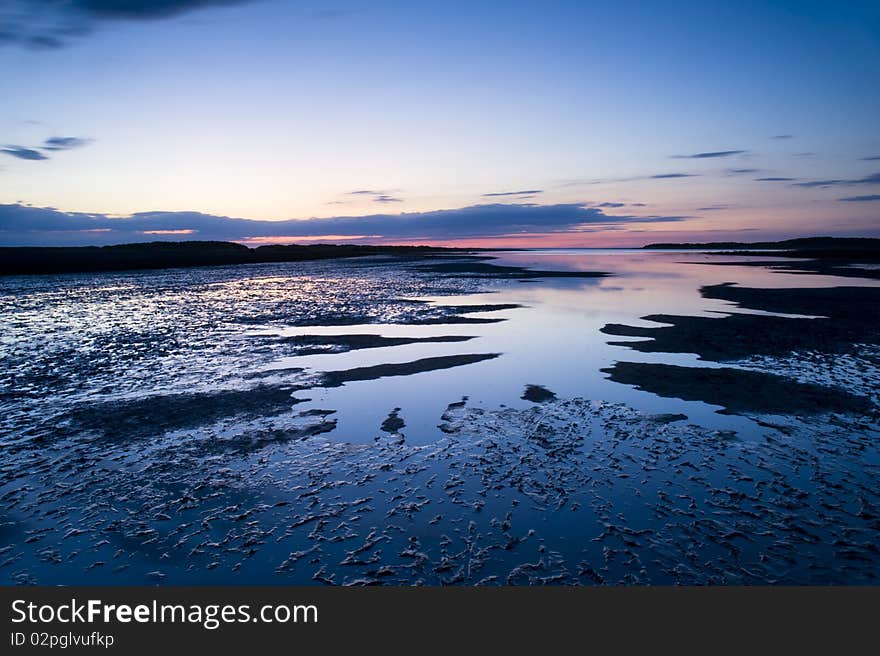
[0,241,468,276]
[643,236,880,252]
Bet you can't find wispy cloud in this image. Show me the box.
[671,150,748,159]
[482,189,543,197]
[560,172,698,186]
[753,172,880,188]
[42,136,92,151]
[344,189,403,203]
[793,172,880,188]
[861,155,880,161]
[0,202,687,246]
[1,146,48,161]
[727,168,760,174]
[838,194,880,202]
[0,135,93,161]
[770,134,794,139]
[793,179,847,188]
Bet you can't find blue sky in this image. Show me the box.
[1,0,878,246]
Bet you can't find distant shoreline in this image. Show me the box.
[0,242,486,276]
[4,236,880,277]
[642,236,880,254]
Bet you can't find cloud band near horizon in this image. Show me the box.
[0,202,686,247]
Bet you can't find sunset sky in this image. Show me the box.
[1,0,878,247]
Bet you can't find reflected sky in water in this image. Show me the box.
[248,250,879,444]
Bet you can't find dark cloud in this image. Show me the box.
[838,195,880,202]
[755,177,796,182]
[649,173,695,179]
[594,202,625,208]
[1,146,48,160]
[74,1,251,20]
[727,168,760,174]
[671,150,748,159]
[770,134,793,139]
[793,152,815,157]
[696,205,731,211]
[42,136,92,151]
[793,172,880,188]
[0,202,686,246]
[482,190,543,197]
[373,195,402,203]
[861,156,880,161]
[1,0,254,48]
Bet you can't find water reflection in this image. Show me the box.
[249,250,878,444]
[2,249,878,585]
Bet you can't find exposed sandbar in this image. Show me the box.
[601,361,871,415]
[602,284,880,360]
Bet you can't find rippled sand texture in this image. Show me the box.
[1,251,878,584]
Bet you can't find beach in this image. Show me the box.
[1,249,878,585]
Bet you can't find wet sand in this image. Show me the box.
[1,250,878,585]
[602,284,880,361]
[599,282,880,417]
[601,362,871,415]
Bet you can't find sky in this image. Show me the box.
[1,0,879,247]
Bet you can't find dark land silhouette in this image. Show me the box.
[643,236,880,260]
[0,241,468,276]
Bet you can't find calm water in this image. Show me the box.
[1,249,878,585]
[251,249,872,443]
